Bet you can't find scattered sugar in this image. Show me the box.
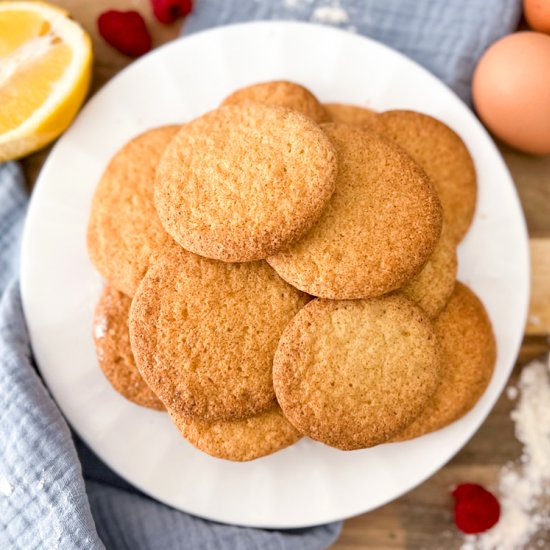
[0,476,13,497]
[460,356,550,549]
[311,5,349,24]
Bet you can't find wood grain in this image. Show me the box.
[527,239,550,335]
[20,2,550,547]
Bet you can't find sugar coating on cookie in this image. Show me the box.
[168,405,301,462]
[394,283,496,441]
[400,223,458,318]
[93,285,164,410]
[87,126,179,297]
[268,124,442,299]
[273,296,442,450]
[324,103,378,126]
[155,104,337,262]
[129,248,310,421]
[374,110,477,243]
[222,80,330,123]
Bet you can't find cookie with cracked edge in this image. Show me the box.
[222,80,330,123]
[273,295,442,450]
[268,123,442,299]
[87,125,179,297]
[324,103,378,126]
[129,247,310,421]
[394,282,496,441]
[168,405,301,462]
[373,110,477,243]
[154,104,337,262]
[400,223,458,318]
[93,285,164,410]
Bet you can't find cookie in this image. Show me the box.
[400,223,458,317]
[268,124,442,299]
[374,110,477,243]
[129,248,309,421]
[168,405,301,462]
[155,104,337,262]
[93,285,164,410]
[87,126,179,297]
[394,283,496,441]
[324,103,378,126]
[273,295,442,450]
[222,80,330,123]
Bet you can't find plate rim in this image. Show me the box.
[20,20,531,528]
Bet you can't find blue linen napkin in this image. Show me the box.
[1,1,521,548]
[184,0,521,103]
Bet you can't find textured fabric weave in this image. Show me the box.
[0,169,338,548]
[184,0,521,102]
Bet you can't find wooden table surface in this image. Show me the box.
[23,2,550,548]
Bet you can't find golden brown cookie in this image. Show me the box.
[168,405,301,462]
[273,296,442,450]
[129,248,309,421]
[87,126,179,297]
[93,285,164,410]
[155,104,337,262]
[222,81,330,123]
[394,283,496,441]
[400,223,457,318]
[268,124,442,299]
[374,110,477,243]
[324,103,378,126]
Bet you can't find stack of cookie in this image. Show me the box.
[88,81,496,461]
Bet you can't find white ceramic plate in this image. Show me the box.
[20,21,529,528]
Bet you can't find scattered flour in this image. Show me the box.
[506,386,518,400]
[284,0,314,8]
[461,356,550,549]
[282,0,352,26]
[311,5,349,24]
[0,476,13,497]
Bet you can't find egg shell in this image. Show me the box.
[472,31,550,155]
[524,0,550,34]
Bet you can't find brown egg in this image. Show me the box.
[524,0,550,34]
[472,32,550,155]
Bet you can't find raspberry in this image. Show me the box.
[97,10,152,58]
[151,0,193,25]
[452,483,500,534]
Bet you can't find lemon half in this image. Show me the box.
[0,1,92,161]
